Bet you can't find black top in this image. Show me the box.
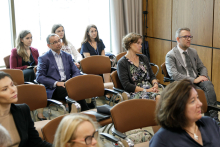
[80,39,105,58]
[117,54,156,93]
[149,116,220,147]
[11,103,52,147]
[22,53,35,66]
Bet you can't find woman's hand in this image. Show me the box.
[146,87,159,93]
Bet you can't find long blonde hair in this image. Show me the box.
[16,30,31,62]
[53,114,101,147]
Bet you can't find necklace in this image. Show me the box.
[185,125,198,140]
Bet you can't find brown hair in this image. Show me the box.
[16,30,31,62]
[122,33,142,50]
[51,24,68,46]
[155,79,196,129]
[81,24,100,45]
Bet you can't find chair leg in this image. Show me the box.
[48,108,51,120]
[102,124,109,133]
[107,123,114,134]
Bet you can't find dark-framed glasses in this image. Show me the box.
[70,130,98,145]
[50,39,62,45]
[179,35,193,40]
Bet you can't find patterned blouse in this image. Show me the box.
[61,41,82,62]
[126,57,157,100]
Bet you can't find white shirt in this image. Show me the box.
[177,44,196,77]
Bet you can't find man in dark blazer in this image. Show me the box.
[165,28,219,123]
[36,33,89,111]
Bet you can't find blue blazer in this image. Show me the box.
[36,50,81,99]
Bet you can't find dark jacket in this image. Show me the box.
[117,54,156,93]
[10,47,39,70]
[11,103,52,147]
[150,116,220,147]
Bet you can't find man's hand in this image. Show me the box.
[74,62,80,69]
[194,76,208,83]
[56,82,65,88]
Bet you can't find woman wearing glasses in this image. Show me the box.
[53,114,100,147]
[10,30,39,83]
[51,24,81,68]
[0,71,51,147]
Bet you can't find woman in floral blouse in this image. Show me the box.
[117,33,160,100]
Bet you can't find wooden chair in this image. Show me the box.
[1,69,27,85]
[3,55,10,69]
[111,99,159,147]
[161,62,175,83]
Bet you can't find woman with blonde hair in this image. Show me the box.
[54,114,101,147]
[10,30,39,82]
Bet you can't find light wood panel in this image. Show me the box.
[172,42,212,79]
[213,0,220,48]
[146,38,171,85]
[172,0,213,46]
[212,49,220,101]
[146,0,172,39]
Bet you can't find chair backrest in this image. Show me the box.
[116,52,126,62]
[111,99,157,133]
[110,70,123,90]
[0,69,24,85]
[196,89,207,113]
[77,48,81,53]
[4,55,10,69]
[16,84,47,111]
[80,56,111,74]
[161,62,170,78]
[42,115,65,144]
[65,75,105,101]
[42,113,97,144]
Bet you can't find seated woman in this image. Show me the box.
[10,30,39,82]
[53,114,100,147]
[0,71,51,147]
[80,24,112,101]
[51,24,81,68]
[149,79,220,147]
[117,33,160,100]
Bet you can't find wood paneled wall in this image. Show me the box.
[144,0,220,101]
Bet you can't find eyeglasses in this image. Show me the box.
[70,130,98,145]
[49,39,61,45]
[179,35,193,40]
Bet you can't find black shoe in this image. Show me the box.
[37,114,47,121]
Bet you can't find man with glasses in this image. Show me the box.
[36,33,89,112]
[165,27,219,125]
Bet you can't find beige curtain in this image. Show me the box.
[110,0,143,54]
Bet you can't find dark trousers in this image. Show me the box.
[52,86,89,111]
[23,68,35,83]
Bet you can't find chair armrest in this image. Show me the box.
[111,67,117,72]
[24,82,35,84]
[113,87,124,93]
[104,88,119,95]
[111,127,127,139]
[164,77,175,82]
[158,84,164,89]
[207,105,220,112]
[149,63,156,66]
[80,72,87,75]
[47,99,63,106]
[65,96,81,112]
[100,133,120,143]
[150,63,159,76]
[33,79,40,84]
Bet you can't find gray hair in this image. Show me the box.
[0,124,11,146]
[46,33,59,44]
[175,28,190,40]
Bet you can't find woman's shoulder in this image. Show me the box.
[11,48,17,53]
[30,47,38,52]
[199,116,216,125]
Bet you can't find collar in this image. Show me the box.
[51,49,62,56]
[177,44,189,54]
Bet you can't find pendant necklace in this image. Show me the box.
[185,125,198,140]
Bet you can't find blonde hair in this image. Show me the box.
[16,30,31,62]
[53,114,101,147]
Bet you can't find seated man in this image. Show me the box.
[165,27,219,123]
[36,33,89,111]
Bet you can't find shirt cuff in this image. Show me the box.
[53,81,58,87]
